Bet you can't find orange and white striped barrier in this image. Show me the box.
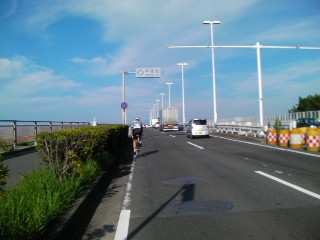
[278,130,290,147]
[289,128,302,148]
[267,129,277,145]
[306,128,319,152]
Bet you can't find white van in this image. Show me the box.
[186,119,210,138]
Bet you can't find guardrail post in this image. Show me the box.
[50,121,53,132]
[13,121,17,149]
[34,121,38,146]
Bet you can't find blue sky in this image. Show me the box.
[0,0,319,124]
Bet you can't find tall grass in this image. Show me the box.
[0,160,100,240]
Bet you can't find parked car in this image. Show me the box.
[296,118,320,128]
[186,119,210,138]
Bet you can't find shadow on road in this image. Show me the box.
[127,183,195,239]
[140,150,158,157]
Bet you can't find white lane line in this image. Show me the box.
[170,135,176,138]
[114,210,131,240]
[214,135,320,158]
[187,142,204,149]
[114,160,135,240]
[255,171,320,200]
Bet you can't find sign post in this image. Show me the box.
[121,68,161,124]
[121,102,128,124]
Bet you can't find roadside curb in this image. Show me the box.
[43,165,117,239]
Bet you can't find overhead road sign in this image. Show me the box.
[136,67,161,78]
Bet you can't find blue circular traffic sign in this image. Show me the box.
[121,102,128,110]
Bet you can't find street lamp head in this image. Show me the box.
[177,63,188,66]
[160,92,165,96]
[166,82,173,85]
[203,20,221,25]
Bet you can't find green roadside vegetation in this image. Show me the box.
[0,124,131,240]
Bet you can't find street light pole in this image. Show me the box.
[177,63,188,124]
[155,100,160,118]
[203,20,221,124]
[166,83,173,107]
[160,93,165,110]
[167,40,320,130]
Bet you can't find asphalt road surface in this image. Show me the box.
[115,128,320,240]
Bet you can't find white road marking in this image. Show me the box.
[170,135,176,138]
[213,135,320,158]
[114,160,135,240]
[255,171,320,200]
[114,210,131,240]
[187,142,204,149]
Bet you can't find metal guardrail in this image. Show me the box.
[212,124,264,137]
[0,120,90,149]
[207,111,320,138]
[210,120,297,138]
[217,111,320,124]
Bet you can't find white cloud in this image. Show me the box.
[0,57,24,79]
[0,56,78,94]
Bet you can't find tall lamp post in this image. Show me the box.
[149,110,153,125]
[160,92,165,110]
[203,20,220,124]
[155,100,160,118]
[166,82,173,107]
[177,63,188,124]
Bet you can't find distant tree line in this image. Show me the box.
[289,94,320,113]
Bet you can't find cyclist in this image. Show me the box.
[131,117,143,156]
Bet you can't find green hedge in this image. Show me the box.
[35,124,130,179]
[0,161,100,239]
[0,124,131,239]
[0,154,9,200]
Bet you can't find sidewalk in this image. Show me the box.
[3,147,41,188]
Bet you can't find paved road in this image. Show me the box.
[113,128,320,240]
[3,129,320,239]
[3,149,41,188]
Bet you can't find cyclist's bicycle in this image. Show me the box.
[133,134,142,160]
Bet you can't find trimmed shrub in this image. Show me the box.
[0,154,9,200]
[0,160,100,239]
[36,125,129,180]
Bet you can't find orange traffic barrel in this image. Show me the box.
[318,128,320,151]
[289,128,302,148]
[278,129,290,147]
[267,129,277,145]
[306,128,319,152]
